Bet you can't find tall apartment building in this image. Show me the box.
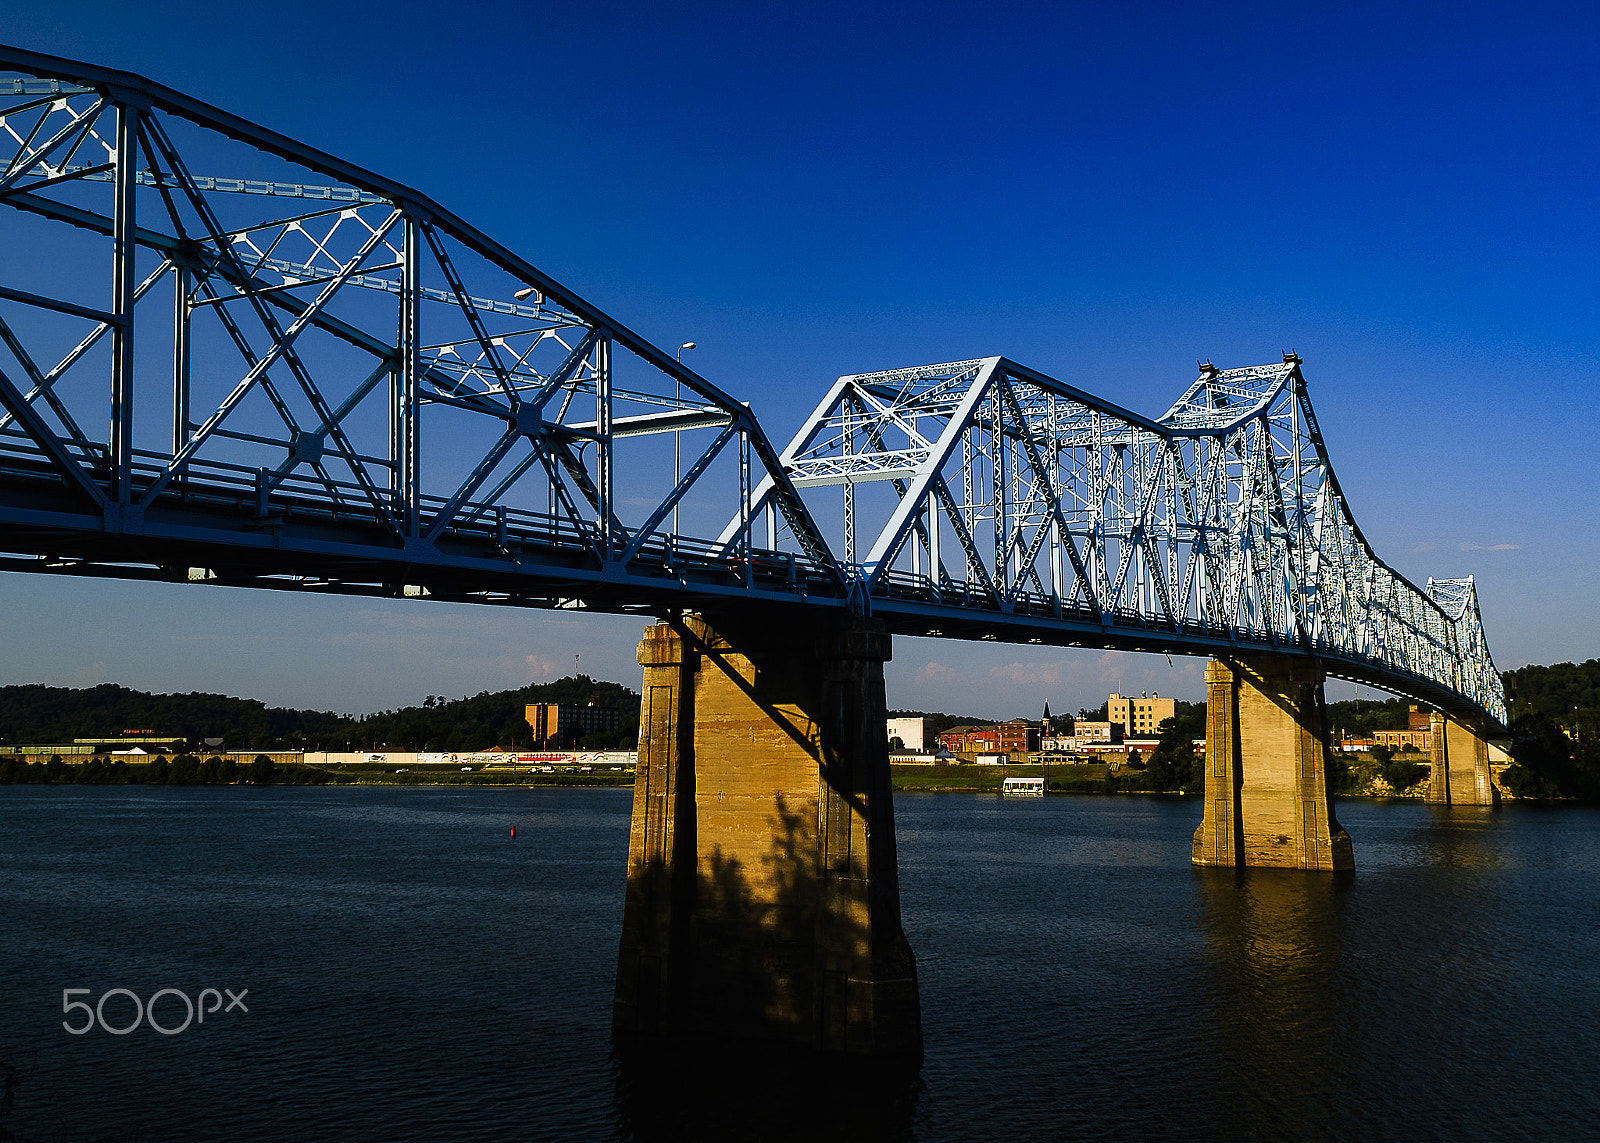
[1107,692,1176,738]
[525,702,624,750]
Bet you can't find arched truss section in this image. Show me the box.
[0,47,840,612]
[734,355,1506,725]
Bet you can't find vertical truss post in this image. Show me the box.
[993,393,1007,600]
[843,398,855,566]
[397,214,422,537]
[909,506,922,580]
[927,492,941,602]
[110,100,140,506]
[1050,517,1063,614]
[171,263,190,472]
[597,335,614,558]
[738,429,752,586]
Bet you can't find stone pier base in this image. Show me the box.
[612,612,921,1058]
[1425,711,1498,806]
[1193,657,1353,871]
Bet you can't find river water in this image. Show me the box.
[2,785,1597,1141]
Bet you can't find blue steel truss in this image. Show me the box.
[0,45,841,618]
[0,47,1505,729]
[728,356,1506,726]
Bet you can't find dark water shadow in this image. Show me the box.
[609,1035,922,1143]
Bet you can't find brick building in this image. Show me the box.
[936,720,1040,757]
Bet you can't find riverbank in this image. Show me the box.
[0,756,1519,799]
[0,756,634,788]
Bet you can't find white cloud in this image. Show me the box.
[920,661,954,683]
[988,660,1069,686]
[1459,542,1520,551]
[526,654,561,681]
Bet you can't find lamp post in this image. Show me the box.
[674,342,695,537]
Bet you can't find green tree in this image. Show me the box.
[145,756,169,784]
[1369,743,1394,765]
[247,754,277,785]
[1384,758,1425,791]
[1145,703,1206,792]
[1501,709,1592,800]
[169,754,202,785]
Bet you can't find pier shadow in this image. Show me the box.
[611,799,920,1141]
[1192,867,1359,1140]
[610,1033,921,1143]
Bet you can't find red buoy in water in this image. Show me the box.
[509,825,516,839]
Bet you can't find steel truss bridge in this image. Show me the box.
[0,46,1505,728]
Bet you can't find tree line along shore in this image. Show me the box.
[2,658,1596,799]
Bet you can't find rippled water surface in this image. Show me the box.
[2,786,1597,1141]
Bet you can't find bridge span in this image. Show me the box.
[1,47,1507,1059]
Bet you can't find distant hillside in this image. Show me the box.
[1504,660,1600,720]
[352,676,638,752]
[0,676,640,752]
[0,683,346,746]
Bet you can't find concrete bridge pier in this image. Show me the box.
[612,611,922,1058]
[1424,711,1498,806]
[1193,656,1354,871]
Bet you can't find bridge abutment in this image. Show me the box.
[1193,657,1353,871]
[613,612,922,1057]
[1425,712,1498,806]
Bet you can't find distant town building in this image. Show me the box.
[1373,707,1435,751]
[886,716,932,753]
[1107,692,1176,738]
[525,703,624,750]
[936,720,1040,758]
[11,732,187,758]
[1374,729,1432,751]
[1042,720,1124,753]
[937,724,998,755]
[995,720,1040,755]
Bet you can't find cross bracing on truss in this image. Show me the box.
[0,46,1504,729]
[0,44,841,617]
[727,355,1506,726]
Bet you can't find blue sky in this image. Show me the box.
[1,1,1595,718]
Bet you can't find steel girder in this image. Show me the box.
[0,47,842,615]
[734,355,1506,727]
